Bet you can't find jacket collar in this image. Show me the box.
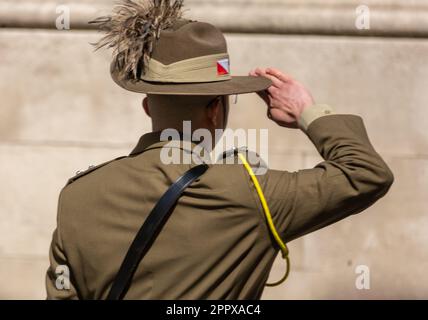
[129,131,204,157]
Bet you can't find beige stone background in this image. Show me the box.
[0,0,427,299]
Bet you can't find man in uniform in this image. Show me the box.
[46,0,394,299]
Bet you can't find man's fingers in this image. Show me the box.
[261,73,283,88]
[250,67,283,88]
[249,68,268,79]
[267,86,279,95]
[254,67,267,75]
[266,68,293,82]
[251,67,296,89]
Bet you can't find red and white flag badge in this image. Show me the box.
[217,58,230,76]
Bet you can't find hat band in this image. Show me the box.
[141,53,231,83]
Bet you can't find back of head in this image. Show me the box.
[147,94,216,131]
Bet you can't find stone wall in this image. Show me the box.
[0,0,427,299]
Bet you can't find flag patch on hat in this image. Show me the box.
[217,58,230,76]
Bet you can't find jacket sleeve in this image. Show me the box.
[46,193,79,300]
[260,113,394,243]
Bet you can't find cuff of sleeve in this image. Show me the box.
[298,104,335,131]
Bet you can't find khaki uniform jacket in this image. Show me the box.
[46,111,393,299]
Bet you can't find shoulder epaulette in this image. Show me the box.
[219,146,248,161]
[217,147,267,169]
[65,156,127,186]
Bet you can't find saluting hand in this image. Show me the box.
[249,68,314,128]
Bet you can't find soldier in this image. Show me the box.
[46,0,394,299]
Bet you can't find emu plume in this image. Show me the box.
[89,0,184,81]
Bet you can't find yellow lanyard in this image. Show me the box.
[237,153,290,286]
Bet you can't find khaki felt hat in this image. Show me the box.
[92,1,271,96]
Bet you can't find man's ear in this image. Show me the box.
[207,98,221,126]
[142,97,151,117]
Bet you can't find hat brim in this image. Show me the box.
[111,68,272,96]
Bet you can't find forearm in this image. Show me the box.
[286,111,394,240]
[266,108,394,242]
[305,111,394,196]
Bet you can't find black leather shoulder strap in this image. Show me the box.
[107,163,209,300]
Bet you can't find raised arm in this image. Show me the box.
[250,68,394,242]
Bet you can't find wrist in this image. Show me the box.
[298,104,335,131]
